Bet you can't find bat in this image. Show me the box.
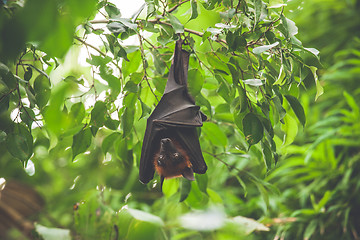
[139,39,207,187]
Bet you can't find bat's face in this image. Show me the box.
[154,138,195,181]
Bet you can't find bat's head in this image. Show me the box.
[154,138,195,183]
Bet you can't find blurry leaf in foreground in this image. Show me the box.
[179,208,226,231]
[127,208,164,226]
[227,216,269,235]
[35,224,71,240]
[72,128,92,160]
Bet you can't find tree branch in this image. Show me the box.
[167,0,190,14]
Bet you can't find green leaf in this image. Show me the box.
[69,102,85,126]
[207,55,229,75]
[195,172,208,193]
[252,42,279,54]
[0,94,10,114]
[188,69,203,97]
[124,81,139,93]
[310,66,323,100]
[304,220,317,240]
[139,99,151,119]
[202,122,227,147]
[34,74,51,109]
[243,78,264,86]
[229,216,269,235]
[127,208,164,226]
[87,54,112,66]
[343,91,359,117]
[35,224,71,240]
[20,107,35,129]
[237,86,248,113]
[189,0,198,21]
[72,128,92,159]
[243,113,264,146]
[168,14,184,34]
[281,114,298,145]
[179,208,226,231]
[261,140,272,170]
[102,132,121,154]
[90,101,107,128]
[104,117,120,130]
[24,66,32,81]
[121,107,135,137]
[280,15,298,38]
[272,95,286,121]
[180,179,192,202]
[5,124,33,162]
[162,178,179,197]
[105,3,121,19]
[254,0,262,24]
[107,22,126,36]
[284,95,306,127]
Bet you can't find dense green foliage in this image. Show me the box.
[0,0,359,239]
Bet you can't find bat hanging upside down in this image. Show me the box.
[139,39,207,188]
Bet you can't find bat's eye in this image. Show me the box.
[157,155,165,166]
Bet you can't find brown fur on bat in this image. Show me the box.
[154,138,195,187]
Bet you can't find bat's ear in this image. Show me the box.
[182,167,195,181]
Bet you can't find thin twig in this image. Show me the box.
[167,0,190,14]
[137,33,160,102]
[75,36,107,57]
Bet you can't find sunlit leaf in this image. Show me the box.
[168,14,184,34]
[310,66,323,100]
[35,224,71,240]
[243,78,264,86]
[281,114,298,145]
[188,0,198,21]
[252,42,279,54]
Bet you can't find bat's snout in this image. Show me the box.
[160,138,172,145]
